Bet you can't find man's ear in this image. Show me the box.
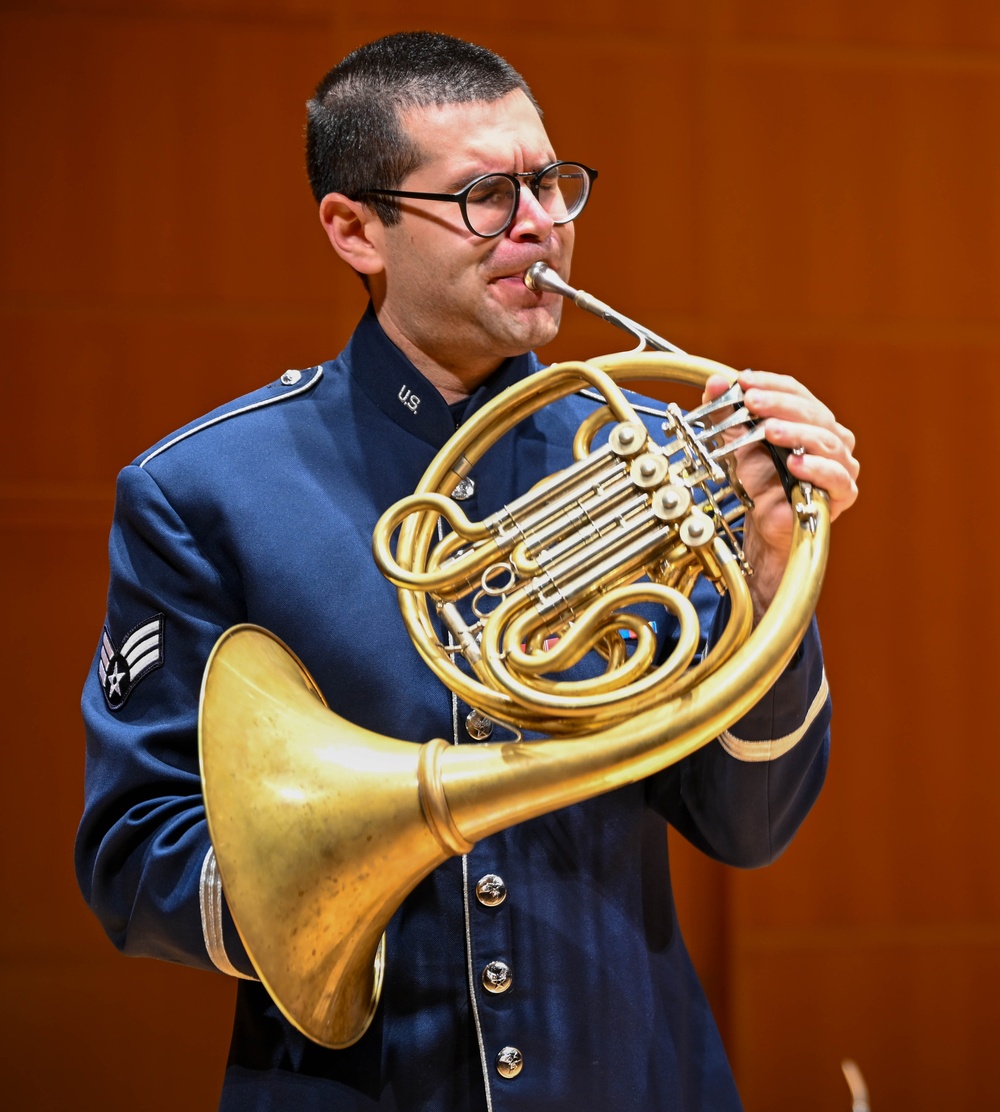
[318,193,385,276]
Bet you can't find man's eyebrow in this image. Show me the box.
[440,161,556,193]
[440,166,497,192]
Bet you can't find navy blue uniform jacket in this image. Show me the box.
[76,308,831,1110]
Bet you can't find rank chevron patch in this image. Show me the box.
[99,614,165,710]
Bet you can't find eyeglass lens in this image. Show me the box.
[465,163,590,236]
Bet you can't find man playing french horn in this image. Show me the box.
[76,30,860,1112]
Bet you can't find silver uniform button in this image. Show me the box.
[475,874,507,907]
[451,476,475,501]
[495,1046,523,1079]
[466,709,494,740]
[280,368,302,385]
[481,960,512,994]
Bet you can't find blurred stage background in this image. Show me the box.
[2,1,998,1108]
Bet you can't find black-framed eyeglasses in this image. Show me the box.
[355,161,598,238]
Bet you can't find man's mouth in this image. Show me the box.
[487,255,554,286]
[489,273,559,308]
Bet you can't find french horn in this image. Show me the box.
[199,264,830,1048]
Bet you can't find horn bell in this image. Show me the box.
[198,625,452,1048]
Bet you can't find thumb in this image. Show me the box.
[701,372,735,406]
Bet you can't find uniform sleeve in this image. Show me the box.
[75,462,256,978]
[646,614,831,869]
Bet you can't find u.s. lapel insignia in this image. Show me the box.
[99,614,165,710]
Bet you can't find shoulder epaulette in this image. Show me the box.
[139,365,324,469]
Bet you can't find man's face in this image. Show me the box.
[369,90,576,386]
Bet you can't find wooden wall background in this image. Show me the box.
[2,1,997,1108]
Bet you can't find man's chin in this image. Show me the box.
[501,300,562,352]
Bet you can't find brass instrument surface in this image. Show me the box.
[200,341,830,1048]
[374,353,760,736]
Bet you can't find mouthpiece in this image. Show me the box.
[524,262,577,299]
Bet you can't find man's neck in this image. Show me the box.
[373,306,503,405]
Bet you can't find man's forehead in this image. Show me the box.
[399,91,553,180]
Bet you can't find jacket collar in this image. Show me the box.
[344,304,541,449]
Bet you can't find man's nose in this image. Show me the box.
[507,186,555,240]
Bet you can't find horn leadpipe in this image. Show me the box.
[525,262,799,504]
[525,262,687,354]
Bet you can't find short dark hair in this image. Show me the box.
[305,31,538,224]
